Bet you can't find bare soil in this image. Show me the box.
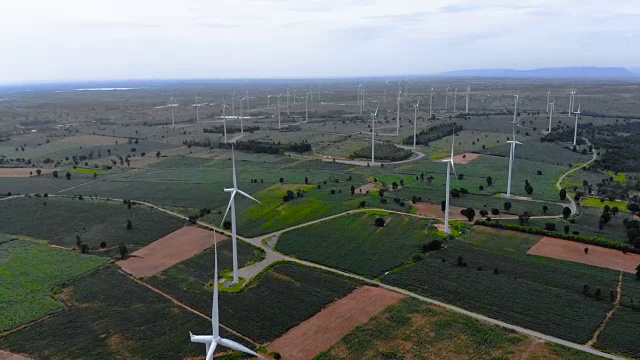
[527,237,640,273]
[118,227,228,278]
[355,183,377,194]
[0,350,31,360]
[267,286,404,360]
[437,152,482,165]
[0,168,54,178]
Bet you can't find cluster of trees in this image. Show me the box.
[217,140,312,154]
[401,123,464,146]
[350,142,413,162]
[282,189,304,202]
[203,126,259,134]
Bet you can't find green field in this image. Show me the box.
[0,238,108,331]
[0,196,184,253]
[381,227,619,343]
[277,213,435,278]
[318,297,605,360]
[581,198,628,211]
[595,274,640,358]
[0,268,238,359]
[147,262,358,344]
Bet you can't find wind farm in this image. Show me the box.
[2,75,640,360]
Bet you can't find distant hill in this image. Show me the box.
[439,67,636,79]
[630,68,640,75]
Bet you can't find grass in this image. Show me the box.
[381,226,620,343]
[581,197,628,211]
[73,167,102,175]
[0,268,243,359]
[276,213,434,278]
[146,262,359,344]
[0,238,108,331]
[0,196,184,254]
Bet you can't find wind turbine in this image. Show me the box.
[286,88,290,115]
[221,100,229,143]
[465,85,470,113]
[571,88,576,116]
[231,92,236,118]
[221,147,260,284]
[429,88,434,119]
[305,93,309,123]
[239,96,246,134]
[441,131,457,235]
[371,105,379,165]
[276,94,282,129]
[513,94,519,124]
[357,84,361,106]
[548,100,555,133]
[396,88,402,135]
[245,90,250,110]
[189,232,260,360]
[267,94,272,109]
[573,101,581,146]
[445,86,450,109]
[383,80,389,102]
[193,95,205,124]
[154,95,178,128]
[413,97,421,149]
[546,89,551,113]
[453,88,457,111]
[293,86,296,105]
[506,97,523,198]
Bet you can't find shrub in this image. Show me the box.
[374,217,385,227]
[544,223,557,231]
[422,240,442,253]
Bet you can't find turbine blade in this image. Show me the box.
[451,161,457,177]
[231,146,237,188]
[220,191,237,225]
[236,189,260,204]
[206,341,218,360]
[218,338,260,357]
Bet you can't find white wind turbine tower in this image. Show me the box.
[573,101,581,146]
[286,88,290,115]
[357,84,361,106]
[245,90,250,110]
[193,95,205,124]
[413,97,421,149]
[568,87,575,116]
[371,104,379,165]
[267,94,272,109]
[221,100,229,143]
[276,94,282,129]
[189,232,260,360]
[305,93,309,123]
[548,100,555,133]
[396,88,402,135]
[239,96,246,134]
[383,80,389,102]
[231,92,236,118]
[546,89,551,113]
[167,95,178,128]
[429,88,434,119]
[445,86,450,110]
[441,131,457,235]
[221,147,260,284]
[506,96,523,199]
[465,85,470,113]
[453,88,458,111]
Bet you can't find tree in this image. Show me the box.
[601,211,612,224]
[564,225,570,234]
[53,170,58,178]
[350,185,356,195]
[542,205,549,214]
[65,172,71,180]
[544,223,557,231]
[612,206,620,216]
[503,201,512,212]
[80,244,89,254]
[426,176,434,185]
[156,151,161,158]
[524,184,534,195]
[118,243,128,259]
[126,219,132,230]
[441,200,446,212]
[486,176,493,186]
[595,287,602,300]
[374,217,385,227]
[628,203,640,213]
[518,212,531,225]
[304,176,309,185]
[36,169,42,176]
[358,200,366,208]
[76,235,82,247]
[460,208,476,222]
[584,247,589,254]
[562,207,572,219]
[559,189,567,200]
[636,264,640,280]
[422,240,442,252]
[100,241,107,249]
[599,217,605,230]
[279,177,284,184]
[223,220,232,230]
[583,283,589,295]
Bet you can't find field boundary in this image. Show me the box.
[586,271,624,347]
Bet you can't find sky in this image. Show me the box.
[1,0,639,84]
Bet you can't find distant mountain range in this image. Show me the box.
[439,67,637,79]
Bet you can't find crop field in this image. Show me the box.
[0,268,236,359]
[0,176,96,195]
[146,262,358,344]
[381,227,619,343]
[277,213,434,278]
[595,273,640,358]
[581,197,629,210]
[0,238,108,331]
[318,297,605,360]
[0,196,184,253]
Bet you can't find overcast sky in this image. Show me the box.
[1,0,639,84]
